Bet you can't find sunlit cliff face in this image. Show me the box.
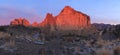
[55,6,91,30]
[10,18,30,26]
[10,6,91,30]
[32,22,39,27]
[40,13,56,27]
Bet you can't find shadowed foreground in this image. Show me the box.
[0,24,120,55]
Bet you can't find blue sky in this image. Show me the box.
[0,0,120,25]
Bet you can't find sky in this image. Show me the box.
[0,0,120,25]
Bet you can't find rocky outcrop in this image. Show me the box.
[10,18,30,26]
[32,22,39,27]
[55,6,90,30]
[40,13,56,27]
[10,6,91,30]
[40,6,91,30]
[40,13,56,31]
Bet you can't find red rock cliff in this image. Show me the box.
[40,13,56,27]
[40,6,91,30]
[10,6,91,29]
[55,6,90,30]
[40,13,56,31]
[10,18,30,26]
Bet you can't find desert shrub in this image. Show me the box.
[113,46,120,55]
[0,27,6,32]
[114,25,120,37]
[0,26,8,32]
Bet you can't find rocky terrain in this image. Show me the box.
[0,24,120,55]
[0,6,120,55]
[10,18,30,26]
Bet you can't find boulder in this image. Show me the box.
[10,18,30,26]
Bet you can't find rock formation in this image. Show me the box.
[40,13,56,31]
[40,13,56,27]
[56,6,90,30]
[32,22,39,27]
[10,6,91,30]
[40,6,91,30]
[10,18,30,26]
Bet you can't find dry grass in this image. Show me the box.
[0,32,10,39]
[113,46,120,55]
[96,40,113,48]
[95,48,113,55]
[0,31,15,50]
[96,40,105,47]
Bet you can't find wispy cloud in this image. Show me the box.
[0,6,42,25]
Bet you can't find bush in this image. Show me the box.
[114,46,120,55]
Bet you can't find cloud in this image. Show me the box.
[0,6,42,25]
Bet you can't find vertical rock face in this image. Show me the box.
[55,6,91,30]
[10,18,30,26]
[40,6,91,30]
[40,13,56,28]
